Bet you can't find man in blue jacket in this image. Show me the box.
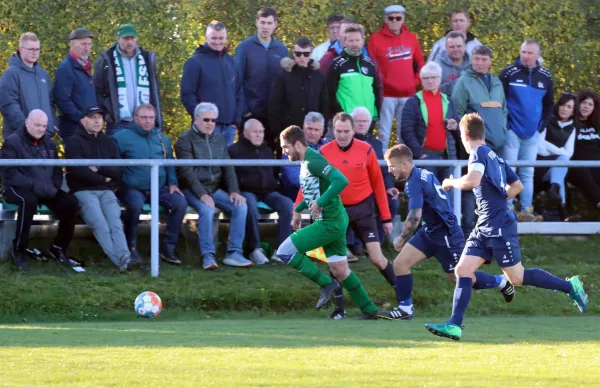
[235,7,289,150]
[113,104,187,265]
[54,28,97,140]
[181,21,243,147]
[499,40,553,221]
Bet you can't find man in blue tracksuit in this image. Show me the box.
[235,7,288,151]
[499,40,553,220]
[180,21,244,147]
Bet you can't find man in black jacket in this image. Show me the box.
[65,106,133,271]
[1,110,79,270]
[94,24,162,136]
[229,119,294,264]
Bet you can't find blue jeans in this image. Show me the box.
[184,189,247,256]
[543,154,569,204]
[501,130,539,208]
[242,191,293,251]
[215,124,236,146]
[117,187,188,252]
[106,120,134,137]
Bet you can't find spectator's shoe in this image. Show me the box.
[11,246,28,271]
[118,255,131,273]
[517,206,544,222]
[270,252,283,263]
[250,248,269,265]
[127,247,142,271]
[202,254,218,271]
[425,322,462,340]
[546,183,563,209]
[346,248,359,263]
[329,309,347,320]
[316,279,340,309]
[223,251,253,267]
[379,305,415,320]
[500,275,516,303]
[567,276,588,313]
[159,248,182,265]
[559,205,581,222]
[48,246,76,268]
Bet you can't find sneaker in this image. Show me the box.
[517,206,544,222]
[48,245,75,267]
[316,279,340,309]
[223,251,253,267]
[358,312,381,320]
[202,254,218,270]
[329,310,347,320]
[379,305,414,320]
[11,246,28,271]
[546,183,563,209]
[160,248,182,265]
[499,276,515,303]
[127,247,142,271]
[250,248,269,265]
[567,276,588,313]
[346,248,358,263]
[118,255,131,273]
[270,252,283,263]
[425,322,462,340]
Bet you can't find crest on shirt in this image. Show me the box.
[538,81,544,88]
[361,66,369,75]
[386,45,412,61]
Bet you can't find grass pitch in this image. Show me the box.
[1,315,599,387]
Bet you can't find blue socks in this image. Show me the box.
[449,277,473,326]
[394,274,413,306]
[472,271,503,290]
[523,268,572,293]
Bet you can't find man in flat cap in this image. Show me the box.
[94,23,162,136]
[54,28,96,140]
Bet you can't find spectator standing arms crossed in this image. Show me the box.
[181,21,243,147]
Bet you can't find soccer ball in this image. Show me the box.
[134,291,162,318]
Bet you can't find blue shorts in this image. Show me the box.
[463,224,521,267]
[409,229,463,273]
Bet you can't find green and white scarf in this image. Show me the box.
[113,48,150,120]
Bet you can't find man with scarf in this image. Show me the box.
[94,24,162,136]
[54,28,97,140]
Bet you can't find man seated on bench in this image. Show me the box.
[1,109,80,270]
[229,119,294,264]
[175,102,252,270]
[65,106,134,271]
[113,103,187,265]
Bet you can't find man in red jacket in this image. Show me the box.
[367,4,424,152]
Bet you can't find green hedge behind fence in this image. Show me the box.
[0,0,598,138]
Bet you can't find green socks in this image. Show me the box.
[289,253,332,287]
[341,272,378,314]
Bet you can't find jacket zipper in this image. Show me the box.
[206,135,214,186]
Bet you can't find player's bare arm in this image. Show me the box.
[506,179,524,200]
[442,171,483,191]
[393,208,422,252]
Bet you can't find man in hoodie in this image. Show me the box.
[229,119,294,265]
[428,9,482,63]
[113,104,187,265]
[311,14,344,62]
[94,24,162,136]
[435,31,471,96]
[0,33,57,139]
[499,40,553,221]
[175,102,253,270]
[269,37,328,143]
[367,5,425,152]
[2,110,79,271]
[65,106,132,271]
[235,7,288,150]
[180,21,243,147]
[54,28,96,140]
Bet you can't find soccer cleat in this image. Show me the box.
[250,248,269,265]
[329,310,347,320]
[425,322,462,340]
[567,276,588,313]
[379,305,414,320]
[358,312,382,320]
[202,254,218,271]
[316,279,340,309]
[500,276,516,303]
[223,252,253,267]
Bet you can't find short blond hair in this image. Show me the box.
[19,32,39,47]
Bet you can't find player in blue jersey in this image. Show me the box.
[425,113,588,340]
[379,144,515,320]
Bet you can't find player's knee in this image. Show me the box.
[393,256,411,274]
[454,263,474,278]
[275,237,298,265]
[329,262,350,280]
[504,271,523,286]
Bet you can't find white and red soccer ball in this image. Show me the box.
[134,291,162,318]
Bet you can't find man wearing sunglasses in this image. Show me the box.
[367,4,424,152]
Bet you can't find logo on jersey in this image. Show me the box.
[538,81,544,88]
[361,66,369,75]
[322,165,332,175]
[386,45,412,61]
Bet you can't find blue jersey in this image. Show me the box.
[405,167,459,239]
[469,145,519,236]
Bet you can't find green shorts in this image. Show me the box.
[291,213,349,261]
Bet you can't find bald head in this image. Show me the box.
[25,109,48,139]
[243,119,265,146]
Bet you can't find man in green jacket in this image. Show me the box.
[114,104,187,266]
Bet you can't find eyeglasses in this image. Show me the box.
[387,16,403,22]
[202,118,217,123]
[294,51,311,57]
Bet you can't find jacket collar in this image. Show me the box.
[238,135,265,149]
[514,57,540,71]
[131,123,155,137]
[19,127,46,145]
[336,138,354,152]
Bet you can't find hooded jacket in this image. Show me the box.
[174,127,239,197]
[435,50,471,96]
[367,24,425,98]
[180,44,244,126]
[94,43,162,128]
[1,128,61,198]
[64,126,124,192]
[0,53,56,138]
[235,34,289,119]
[228,136,279,195]
[428,31,482,63]
[112,123,177,191]
[268,57,328,137]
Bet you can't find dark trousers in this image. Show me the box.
[568,167,600,205]
[3,187,78,251]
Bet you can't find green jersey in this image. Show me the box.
[295,147,348,221]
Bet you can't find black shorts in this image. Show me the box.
[345,194,380,244]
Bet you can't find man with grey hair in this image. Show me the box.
[229,119,294,264]
[434,31,470,96]
[176,102,252,269]
[181,21,243,146]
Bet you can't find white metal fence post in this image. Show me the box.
[150,163,160,278]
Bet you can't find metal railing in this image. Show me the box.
[1,158,599,277]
